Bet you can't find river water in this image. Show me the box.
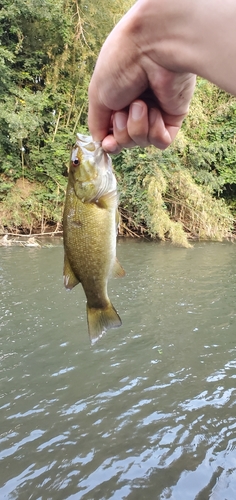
[0,239,236,500]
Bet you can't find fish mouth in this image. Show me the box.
[70,133,116,202]
[71,133,112,174]
[76,133,100,155]
[76,133,100,148]
[71,134,97,164]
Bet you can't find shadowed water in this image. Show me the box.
[0,239,236,499]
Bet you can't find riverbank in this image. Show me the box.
[1,177,235,247]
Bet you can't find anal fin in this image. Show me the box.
[112,257,125,278]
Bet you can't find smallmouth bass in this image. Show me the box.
[63,133,125,344]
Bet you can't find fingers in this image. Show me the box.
[101,100,187,153]
[148,108,187,148]
[112,101,149,149]
[88,89,112,142]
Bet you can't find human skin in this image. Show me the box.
[88,0,236,153]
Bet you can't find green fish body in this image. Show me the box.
[63,134,125,343]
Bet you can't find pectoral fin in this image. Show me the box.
[116,208,120,229]
[87,302,122,344]
[96,190,117,210]
[63,253,80,289]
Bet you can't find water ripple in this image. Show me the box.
[1,242,236,499]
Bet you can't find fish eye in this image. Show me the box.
[72,159,80,166]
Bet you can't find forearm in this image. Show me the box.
[127,0,236,94]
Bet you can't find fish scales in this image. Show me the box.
[64,187,116,307]
[63,134,125,344]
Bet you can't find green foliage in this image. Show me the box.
[166,170,233,240]
[0,0,132,231]
[114,146,233,246]
[183,80,236,190]
[0,178,63,233]
[0,1,235,242]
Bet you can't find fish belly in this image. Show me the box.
[64,192,115,303]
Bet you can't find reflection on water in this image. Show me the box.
[0,240,236,499]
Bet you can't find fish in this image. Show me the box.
[63,133,125,344]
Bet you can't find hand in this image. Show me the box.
[88,0,196,153]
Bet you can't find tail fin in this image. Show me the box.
[87,302,122,344]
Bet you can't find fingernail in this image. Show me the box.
[149,108,158,126]
[115,112,127,131]
[131,102,143,120]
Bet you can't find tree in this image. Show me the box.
[0,1,235,241]
[0,0,132,231]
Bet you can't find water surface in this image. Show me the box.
[1,240,236,499]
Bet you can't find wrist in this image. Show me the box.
[122,0,192,72]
